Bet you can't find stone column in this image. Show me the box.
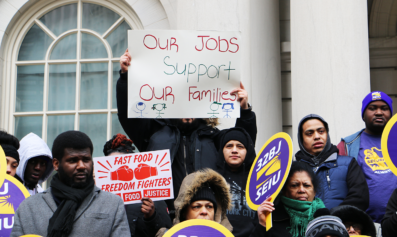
[291,1,371,152]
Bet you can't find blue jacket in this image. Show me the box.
[300,152,369,211]
[338,129,364,159]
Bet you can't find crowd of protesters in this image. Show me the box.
[2,49,396,237]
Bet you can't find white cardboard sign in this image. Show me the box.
[128,30,241,119]
[94,149,173,204]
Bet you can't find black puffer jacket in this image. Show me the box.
[215,127,258,237]
[117,71,257,212]
[331,205,376,237]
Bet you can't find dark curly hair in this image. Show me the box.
[103,134,135,156]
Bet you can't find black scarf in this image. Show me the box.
[295,144,339,166]
[47,174,95,237]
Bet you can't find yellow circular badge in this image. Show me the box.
[0,146,7,188]
[381,113,397,176]
[163,219,233,237]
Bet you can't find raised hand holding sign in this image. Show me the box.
[246,132,293,231]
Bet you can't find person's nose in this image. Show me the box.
[375,108,383,115]
[298,184,306,193]
[200,207,208,216]
[347,226,355,233]
[314,132,320,139]
[232,145,238,153]
[6,165,11,174]
[34,162,43,170]
[76,160,85,170]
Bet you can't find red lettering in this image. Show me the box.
[205,38,218,50]
[195,35,209,51]
[189,86,197,101]
[105,184,110,192]
[165,86,175,104]
[201,90,212,102]
[143,34,157,49]
[221,91,230,101]
[153,87,164,100]
[170,37,179,52]
[218,36,229,52]
[229,37,239,53]
[158,38,168,50]
[140,84,154,101]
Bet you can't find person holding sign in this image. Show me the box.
[250,162,325,237]
[11,131,130,237]
[215,127,257,237]
[155,168,232,236]
[337,91,396,223]
[295,114,369,211]
[103,134,172,237]
[117,49,257,217]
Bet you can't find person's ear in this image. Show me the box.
[53,158,60,171]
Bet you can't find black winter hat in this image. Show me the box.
[306,215,349,237]
[190,184,218,213]
[1,144,20,163]
[331,205,376,237]
[221,130,249,149]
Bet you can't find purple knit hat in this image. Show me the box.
[361,91,393,119]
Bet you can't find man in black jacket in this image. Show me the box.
[215,127,258,237]
[117,49,257,217]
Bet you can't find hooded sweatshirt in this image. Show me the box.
[215,127,258,237]
[155,168,233,237]
[16,133,53,195]
[295,114,369,211]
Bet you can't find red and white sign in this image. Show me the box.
[94,149,173,204]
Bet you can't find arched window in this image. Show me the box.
[11,1,142,157]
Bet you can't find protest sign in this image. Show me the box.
[0,146,7,188]
[94,149,173,204]
[128,30,241,118]
[246,132,293,230]
[0,175,30,236]
[163,219,234,237]
[382,113,397,176]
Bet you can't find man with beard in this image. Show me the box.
[337,91,396,223]
[117,49,257,217]
[11,131,130,237]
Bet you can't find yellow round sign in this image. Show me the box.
[382,113,397,176]
[163,219,234,237]
[0,146,8,188]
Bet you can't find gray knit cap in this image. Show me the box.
[305,215,349,237]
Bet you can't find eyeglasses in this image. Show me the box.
[344,223,363,231]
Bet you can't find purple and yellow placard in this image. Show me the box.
[163,219,233,237]
[0,175,30,236]
[246,132,293,231]
[382,113,397,176]
[0,145,30,236]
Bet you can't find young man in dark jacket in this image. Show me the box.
[295,114,369,211]
[117,50,257,216]
[215,127,257,237]
[337,91,396,223]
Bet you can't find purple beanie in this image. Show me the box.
[362,91,393,118]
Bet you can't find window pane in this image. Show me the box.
[18,24,53,61]
[50,34,77,60]
[47,115,74,149]
[80,63,108,109]
[49,64,76,111]
[112,63,119,109]
[81,33,108,59]
[15,116,42,140]
[107,21,131,58]
[111,113,124,135]
[82,3,120,35]
[79,114,107,157]
[39,3,77,36]
[16,65,44,112]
